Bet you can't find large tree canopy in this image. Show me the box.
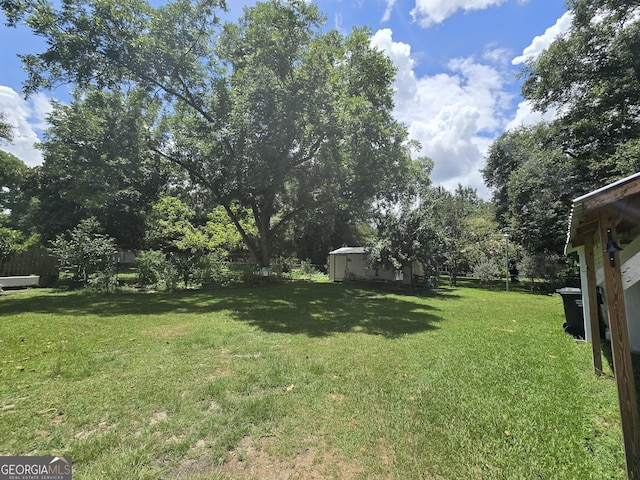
[36,87,171,248]
[485,0,640,257]
[4,0,415,267]
[521,0,640,184]
[483,124,580,256]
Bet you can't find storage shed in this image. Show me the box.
[327,247,424,286]
[565,171,640,478]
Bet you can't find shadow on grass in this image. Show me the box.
[0,282,455,338]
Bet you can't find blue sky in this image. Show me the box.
[0,0,572,196]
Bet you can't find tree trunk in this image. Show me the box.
[254,203,274,271]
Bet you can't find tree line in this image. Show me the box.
[2,0,637,289]
[484,0,640,257]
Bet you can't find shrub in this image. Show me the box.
[271,256,294,279]
[135,250,184,291]
[299,259,315,276]
[163,261,180,291]
[135,250,166,289]
[48,218,117,286]
[88,268,119,293]
[193,254,231,287]
[519,252,577,293]
[472,256,500,287]
[225,262,261,284]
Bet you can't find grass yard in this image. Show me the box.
[0,282,626,479]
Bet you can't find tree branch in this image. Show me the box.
[288,134,326,169]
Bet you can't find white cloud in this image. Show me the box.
[333,12,345,33]
[512,11,573,65]
[503,12,572,130]
[381,0,396,22]
[505,100,556,131]
[371,29,512,197]
[410,0,509,27]
[482,46,513,66]
[0,86,54,167]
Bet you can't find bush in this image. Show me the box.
[472,257,500,287]
[271,256,294,279]
[48,218,117,286]
[135,250,166,289]
[163,261,180,291]
[0,228,25,261]
[193,254,233,287]
[294,259,320,280]
[135,250,185,291]
[299,259,315,275]
[88,268,119,293]
[519,252,577,293]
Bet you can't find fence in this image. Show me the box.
[0,247,59,277]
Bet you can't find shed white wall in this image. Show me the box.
[577,246,593,343]
[588,235,640,351]
[346,253,372,279]
[328,252,423,285]
[621,236,640,352]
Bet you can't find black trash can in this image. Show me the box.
[557,287,585,339]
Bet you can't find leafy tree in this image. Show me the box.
[504,153,577,255]
[0,150,27,216]
[483,124,581,256]
[485,0,640,260]
[0,228,25,261]
[458,204,504,272]
[146,196,206,253]
[48,217,117,285]
[425,185,492,285]
[472,256,500,287]
[367,158,443,286]
[0,226,39,263]
[4,0,415,269]
[36,87,171,248]
[0,151,40,240]
[203,205,254,260]
[482,125,539,225]
[145,196,212,286]
[0,113,13,143]
[520,0,640,184]
[280,208,369,267]
[519,252,568,292]
[368,203,441,286]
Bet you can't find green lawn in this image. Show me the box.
[0,282,626,479]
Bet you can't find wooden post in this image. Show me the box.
[598,209,640,479]
[584,235,603,375]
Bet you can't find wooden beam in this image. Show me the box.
[576,218,599,238]
[584,178,640,212]
[571,219,599,248]
[598,209,640,479]
[583,235,602,375]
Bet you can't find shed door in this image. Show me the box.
[332,255,347,281]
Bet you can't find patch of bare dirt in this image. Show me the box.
[170,435,367,480]
[150,410,169,425]
[74,417,115,440]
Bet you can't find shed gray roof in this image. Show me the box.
[565,171,640,254]
[328,246,368,255]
